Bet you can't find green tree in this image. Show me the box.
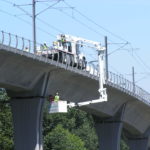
[68,108,98,150]
[43,105,98,150]
[44,125,86,150]
[0,89,14,150]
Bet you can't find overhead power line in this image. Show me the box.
[14,4,64,33]
[134,52,150,71]
[5,0,64,34]
[127,43,150,72]
[13,3,32,17]
[108,42,128,56]
[37,18,64,33]
[63,0,129,43]
[39,1,107,39]
[58,9,105,37]
[36,0,61,16]
[135,75,150,83]
[0,8,55,38]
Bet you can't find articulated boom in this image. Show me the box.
[57,34,101,51]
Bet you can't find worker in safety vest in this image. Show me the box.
[54,92,60,102]
[61,34,66,49]
[43,42,48,50]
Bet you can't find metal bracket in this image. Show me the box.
[98,87,107,102]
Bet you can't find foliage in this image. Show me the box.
[44,125,86,150]
[43,104,98,150]
[0,89,14,150]
[120,139,129,150]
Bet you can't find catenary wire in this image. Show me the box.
[14,2,64,34]
[0,9,56,38]
[108,42,128,56]
[128,43,150,72]
[63,0,129,43]
[2,0,64,35]
[134,52,150,71]
[14,3,64,33]
[36,0,61,16]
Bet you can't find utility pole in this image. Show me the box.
[132,66,135,92]
[105,36,108,80]
[32,0,36,53]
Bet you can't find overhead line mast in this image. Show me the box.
[32,0,36,53]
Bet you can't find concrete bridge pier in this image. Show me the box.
[128,137,149,150]
[127,127,150,150]
[93,104,126,150]
[11,97,45,150]
[8,72,51,150]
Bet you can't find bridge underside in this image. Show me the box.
[0,44,150,148]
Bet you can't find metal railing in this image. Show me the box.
[107,71,150,104]
[0,30,150,104]
[0,30,34,53]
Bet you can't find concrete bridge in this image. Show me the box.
[0,31,150,150]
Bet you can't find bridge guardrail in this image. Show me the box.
[0,31,149,104]
[0,30,35,53]
[107,71,150,104]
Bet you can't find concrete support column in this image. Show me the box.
[128,137,149,150]
[11,97,45,150]
[94,104,126,150]
[127,127,150,150]
[95,121,123,150]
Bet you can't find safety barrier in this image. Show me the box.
[107,71,150,104]
[0,30,35,53]
[0,30,150,104]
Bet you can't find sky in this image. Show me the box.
[0,0,150,92]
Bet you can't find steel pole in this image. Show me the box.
[105,36,108,80]
[32,0,36,53]
[132,66,135,92]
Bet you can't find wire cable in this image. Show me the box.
[2,0,63,35]
[63,0,129,43]
[134,52,150,71]
[0,8,56,38]
[108,42,128,56]
[135,75,150,83]
[127,43,150,72]
[36,0,61,16]
[13,2,64,34]
[37,18,64,33]
[58,9,105,37]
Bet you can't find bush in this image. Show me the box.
[44,125,86,150]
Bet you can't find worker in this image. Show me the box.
[49,95,54,102]
[61,34,66,49]
[43,42,48,50]
[54,92,60,102]
[53,41,58,49]
[24,46,29,52]
[82,56,87,69]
